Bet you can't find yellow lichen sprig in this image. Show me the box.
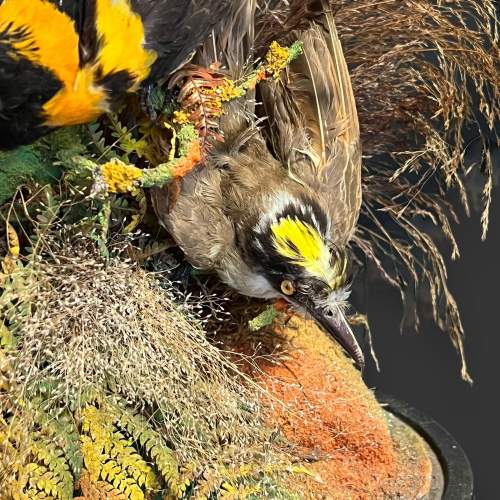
[141,123,201,186]
[204,41,303,102]
[172,110,190,125]
[192,40,303,121]
[97,123,201,194]
[169,40,302,141]
[205,78,245,104]
[198,78,246,120]
[100,159,143,194]
[264,40,303,79]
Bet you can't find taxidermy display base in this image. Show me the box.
[231,316,472,499]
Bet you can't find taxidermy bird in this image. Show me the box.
[0,0,230,149]
[155,1,366,369]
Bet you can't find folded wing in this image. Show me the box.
[259,7,361,246]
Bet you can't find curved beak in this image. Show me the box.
[289,296,365,371]
[310,305,365,371]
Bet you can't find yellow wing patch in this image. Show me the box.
[271,216,337,286]
[96,0,157,89]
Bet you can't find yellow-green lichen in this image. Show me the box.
[101,160,143,193]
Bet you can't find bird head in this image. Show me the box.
[240,192,364,370]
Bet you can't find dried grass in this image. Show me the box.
[339,0,498,382]
[2,230,277,467]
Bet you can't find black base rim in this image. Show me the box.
[377,393,474,500]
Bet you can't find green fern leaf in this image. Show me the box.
[80,404,162,498]
[107,114,149,161]
[30,438,74,498]
[105,402,187,496]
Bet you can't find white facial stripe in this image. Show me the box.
[316,286,351,313]
[254,191,330,239]
[255,192,301,234]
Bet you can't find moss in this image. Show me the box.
[229,316,433,498]
[248,305,278,331]
[0,147,61,204]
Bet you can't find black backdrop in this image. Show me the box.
[360,144,499,498]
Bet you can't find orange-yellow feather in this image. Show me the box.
[0,0,79,88]
[43,66,108,126]
[0,0,157,127]
[95,0,157,88]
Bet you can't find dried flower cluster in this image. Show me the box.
[8,240,264,461]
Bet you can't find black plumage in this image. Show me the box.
[132,0,231,82]
[0,26,61,147]
[0,0,232,149]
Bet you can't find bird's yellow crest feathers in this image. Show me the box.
[271,216,338,286]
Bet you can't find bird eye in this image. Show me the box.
[280,279,295,295]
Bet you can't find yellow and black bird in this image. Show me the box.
[0,0,231,149]
[156,1,365,368]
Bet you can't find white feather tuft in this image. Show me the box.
[316,286,351,313]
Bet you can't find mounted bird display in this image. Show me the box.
[154,1,366,369]
[0,0,230,149]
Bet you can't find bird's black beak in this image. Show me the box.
[288,296,365,371]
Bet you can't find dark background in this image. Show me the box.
[360,144,499,498]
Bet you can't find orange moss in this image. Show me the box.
[229,315,432,498]
[172,141,202,179]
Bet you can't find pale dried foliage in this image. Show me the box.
[258,0,499,381]
[4,232,273,466]
[339,0,498,382]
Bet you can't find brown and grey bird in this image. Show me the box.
[155,2,365,368]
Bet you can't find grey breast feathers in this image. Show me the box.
[156,166,235,270]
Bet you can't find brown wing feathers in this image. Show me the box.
[259,4,362,244]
